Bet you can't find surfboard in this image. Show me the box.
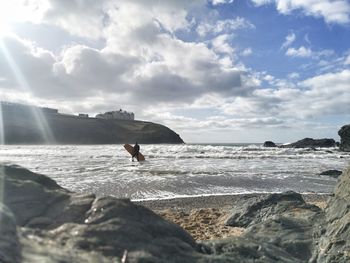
[124,144,145,161]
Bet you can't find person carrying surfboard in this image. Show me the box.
[132,142,140,161]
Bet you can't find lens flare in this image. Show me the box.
[0,103,4,144]
[0,40,55,144]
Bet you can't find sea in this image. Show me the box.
[1,144,349,200]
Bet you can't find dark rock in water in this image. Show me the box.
[280,138,336,148]
[263,141,277,147]
[312,166,350,262]
[338,124,350,152]
[319,169,342,178]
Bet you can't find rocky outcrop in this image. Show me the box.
[1,102,184,144]
[312,166,350,262]
[263,141,277,147]
[219,191,323,262]
[225,191,322,227]
[338,124,350,152]
[1,163,350,262]
[1,164,203,262]
[319,169,342,178]
[280,138,336,148]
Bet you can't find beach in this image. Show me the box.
[137,193,330,241]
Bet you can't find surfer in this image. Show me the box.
[132,142,140,161]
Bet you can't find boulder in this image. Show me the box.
[312,166,350,262]
[338,124,350,152]
[0,204,21,263]
[2,163,350,263]
[280,138,336,148]
[206,191,323,262]
[0,164,202,262]
[319,170,342,178]
[225,191,321,227]
[263,141,277,147]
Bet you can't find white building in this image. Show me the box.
[95,109,134,120]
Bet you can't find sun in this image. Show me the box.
[0,0,48,36]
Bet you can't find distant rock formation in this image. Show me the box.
[280,138,336,148]
[338,124,350,152]
[263,141,277,147]
[319,169,342,178]
[0,102,183,144]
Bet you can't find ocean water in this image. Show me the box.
[0,144,349,200]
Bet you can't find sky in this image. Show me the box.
[0,0,349,143]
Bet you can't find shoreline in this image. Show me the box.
[135,193,331,241]
[135,192,331,212]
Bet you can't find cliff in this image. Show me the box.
[1,103,184,144]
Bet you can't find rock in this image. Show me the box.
[263,141,277,147]
[312,166,350,262]
[2,163,350,263]
[280,138,336,148]
[0,204,21,263]
[319,169,342,178]
[1,164,202,262]
[221,192,323,262]
[338,124,350,152]
[225,191,321,227]
[204,191,323,262]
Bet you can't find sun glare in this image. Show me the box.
[0,40,55,143]
[0,0,48,36]
[0,104,4,145]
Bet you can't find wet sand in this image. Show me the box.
[136,193,330,241]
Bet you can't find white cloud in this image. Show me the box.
[287,72,300,79]
[286,46,334,59]
[251,0,350,25]
[242,48,252,56]
[197,17,255,37]
[211,0,234,5]
[211,34,235,55]
[286,46,313,57]
[345,54,350,65]
[281,32,296,49]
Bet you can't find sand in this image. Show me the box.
[136,193,330,241]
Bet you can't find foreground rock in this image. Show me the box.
[312,166,350,262]
[338,124,350,152]
[280,138,336,148]
[1,164,200,262]
[1,163,349,262]
[220,191,323,262]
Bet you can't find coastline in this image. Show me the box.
[136,192,331,211]
[136,193,330,241]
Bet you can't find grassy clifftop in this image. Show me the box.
[2,107,184,144]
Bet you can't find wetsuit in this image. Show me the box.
[132,144,140,161]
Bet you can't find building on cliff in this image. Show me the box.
[95,109,134,120]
